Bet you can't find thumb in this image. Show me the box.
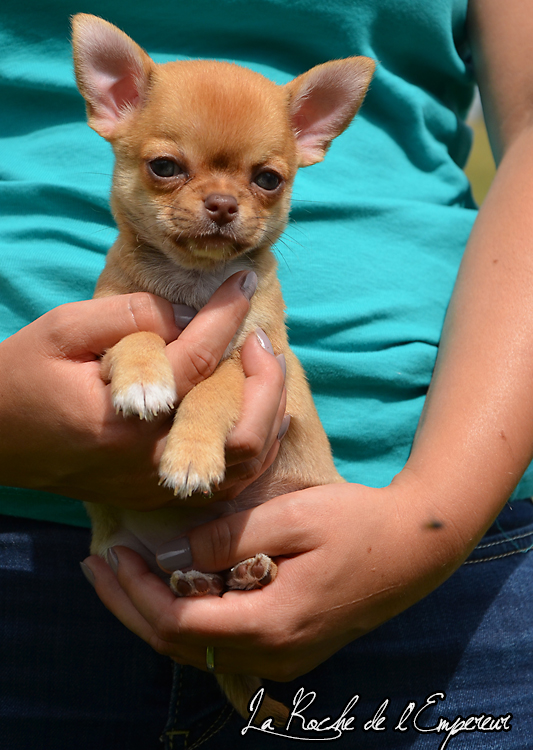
[155,488,324,574]
[38,293,179,359]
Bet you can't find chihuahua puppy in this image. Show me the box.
[72,13,374,724]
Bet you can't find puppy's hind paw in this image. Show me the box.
[113,382,176,420]
[225,553,277,591]
[170,569,224,597]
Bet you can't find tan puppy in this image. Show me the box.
[72,13,374,724]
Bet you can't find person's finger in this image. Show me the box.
[215,405,289,502]
[83,550,287,674]
[39,293,181,359]
[156,485,332,574]
[100,546,278,648]
[224,329,286,467]
[165,431,283,506]
[100,544,326,680]
[82,552,210,664]
[166,270,257,400]
[83,553,159,641]
[91,546,248,647]
[219,422,284,493]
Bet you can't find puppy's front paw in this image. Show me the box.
[225,553,277,590]
[158,437,226,498]
[170,569,224,597]
[101,332,176,420]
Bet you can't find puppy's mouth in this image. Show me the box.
[174,226,250,261]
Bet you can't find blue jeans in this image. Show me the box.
[2,501,533,749]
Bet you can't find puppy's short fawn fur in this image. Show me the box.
[72,13,373,724]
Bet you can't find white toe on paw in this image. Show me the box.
[113,382,176,420]
[158,446,226,498]
[158,464,224,499]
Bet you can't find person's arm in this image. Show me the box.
[403,0,533,537]
[0,271,286,509]
[82,0,533,679]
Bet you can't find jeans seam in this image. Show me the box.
[464,545,533,564]
[474,528,533,550]
[162,663,188,749]
[187,704,234,749]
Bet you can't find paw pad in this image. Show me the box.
[170,569,224,597]
[225,553,277,590]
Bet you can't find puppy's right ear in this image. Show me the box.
[285,57,375,167]
[71,14,154,140]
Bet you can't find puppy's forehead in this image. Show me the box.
[144,61,294,163]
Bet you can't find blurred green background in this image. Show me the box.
[465,93,496,205]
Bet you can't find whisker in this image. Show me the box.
[290,197,326,205]
[79,171,114,177]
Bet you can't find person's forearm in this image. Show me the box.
[399,128,533,550]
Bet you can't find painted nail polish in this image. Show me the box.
[277,413,291,441]
[156,537,193,573]
[172,304,197,328]
[256,327,274,355]
[240,270,258,300]
[276,353,286,380]
[80,561,95,587]
[108,547,119,574]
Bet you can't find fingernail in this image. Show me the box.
[156,536,193,573]
[80,561,95,588]
[276,353,286,380]
[107,547,119,574]
[172,304,197,328]
[256,327,274,355]
[240,271,258,300]
[277,413,291,441]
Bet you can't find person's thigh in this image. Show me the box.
[0,516,173,750]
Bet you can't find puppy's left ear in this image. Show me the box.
[285,57,375,167]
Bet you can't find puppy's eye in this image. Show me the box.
[254,171,281,191]
[148,159,184,178]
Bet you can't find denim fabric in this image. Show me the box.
[0,516,173,749]
[1,502,533,750]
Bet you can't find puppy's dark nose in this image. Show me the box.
[204,194,239,225]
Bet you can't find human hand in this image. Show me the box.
[82,477,470,680]
[0,271,286,509]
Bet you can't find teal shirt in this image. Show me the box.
[1,0,529,526]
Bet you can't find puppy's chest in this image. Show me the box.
[140,254,255,310]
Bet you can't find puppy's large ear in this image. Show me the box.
[71,14,154,140]
[285,57,375,167]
